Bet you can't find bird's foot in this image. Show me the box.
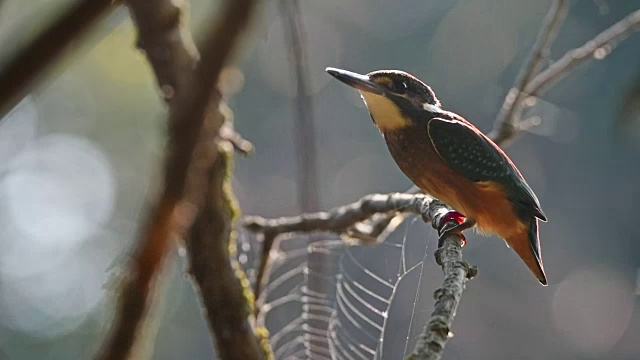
[436,211,476,248]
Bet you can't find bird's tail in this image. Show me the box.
[507,218,547,285]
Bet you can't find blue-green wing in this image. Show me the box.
[427,117,546,221]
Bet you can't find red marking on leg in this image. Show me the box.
[438,210,466,229]
[438,211,468,247]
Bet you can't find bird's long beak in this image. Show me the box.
[325,67,384,95]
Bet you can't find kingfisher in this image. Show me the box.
[326,67,548,285]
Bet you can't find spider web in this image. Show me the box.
[238,216,437,359]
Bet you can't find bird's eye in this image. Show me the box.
[396,81,408,94]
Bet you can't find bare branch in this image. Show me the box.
[408,232,475,360]
[525,8,640,98]
[125,0,199,102]
[97,198,177,360]
[97,1,197,357]
[245,193,435,299]
[187,141,266,359]
[244,193,433,240]
[98,0,259,358]
[0,0,119,118]
[489,0,568,144]
[173,0,264,356]
[280,0,319,212]
[342,186,422,243]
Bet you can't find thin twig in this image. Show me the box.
[342,185,422,243]
[251,231,277,303]
[245,193,435,300]
[220,120,255,155]
[97,0,259,358]
[280,0,319,212]
[0,0,119,118]
[489,0,568,144]
[525,8,640,98]
[244,193,433,240]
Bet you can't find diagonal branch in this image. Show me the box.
[97,0,260,358]
[244,193,433,239]
[125,0,199,102]
[489,0,568,144]
[97,1,198,357]
[0,0,119,119]
[524,8,640,99]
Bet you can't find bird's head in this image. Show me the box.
[326,67,442,132]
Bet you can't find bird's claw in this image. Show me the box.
[436,211,475,248]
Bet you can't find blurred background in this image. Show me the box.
[1,0,640,359]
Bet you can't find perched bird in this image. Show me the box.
[326,67,548,285]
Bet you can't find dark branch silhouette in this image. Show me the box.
[187,140,266,359]
[98,0,263,359]
[125,0,200,103]
[0,0,119,118]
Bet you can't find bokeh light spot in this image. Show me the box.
[0,251,107,338]
[1,134,116,248]
[257,15,343,97]
[552,267,634,354]
[0,97,38,164]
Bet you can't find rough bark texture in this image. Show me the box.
[98,0,261,359]
[408,234,468,360]
[187,144,266,360]
[244,193,433,238]
[125,0,199,103]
